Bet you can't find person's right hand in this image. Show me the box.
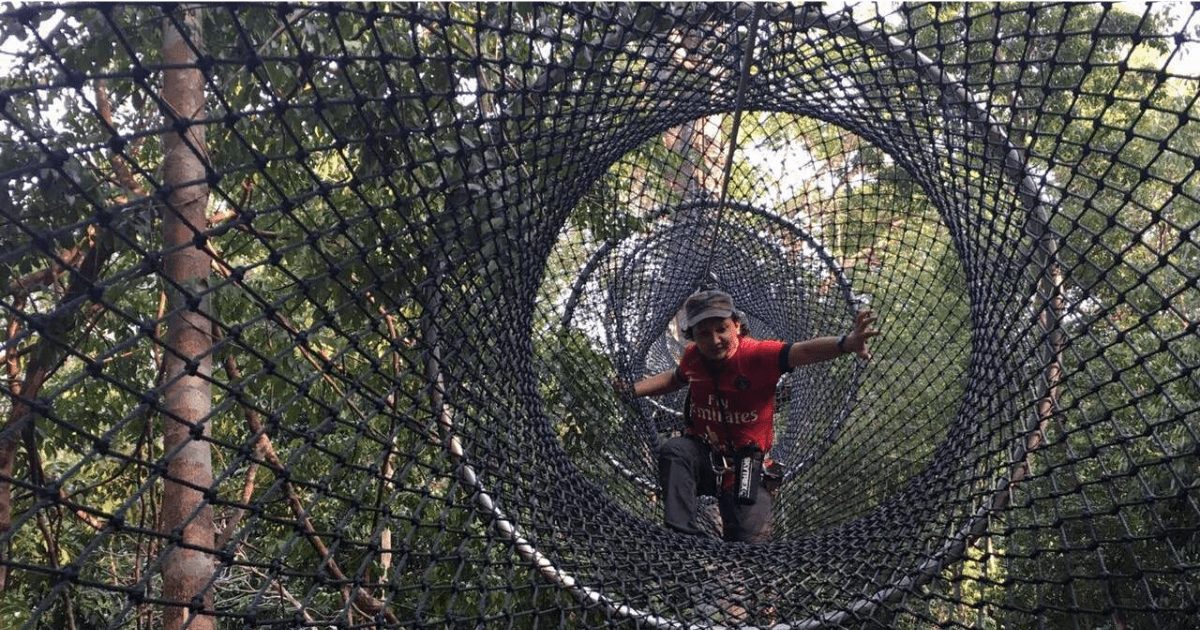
[612,378,635,399]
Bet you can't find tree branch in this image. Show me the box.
[221,351,397,624]
[4,247,84,300]
[0,227,115,591]
[95,80,148,197]
[246,565,315,624]
[22,414,106,532]
[35,510,77,630]
[215,456,258,551]
[207,177,280,240]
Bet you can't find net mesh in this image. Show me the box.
[0,3,1197,628]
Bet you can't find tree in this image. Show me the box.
[158,7,215,630]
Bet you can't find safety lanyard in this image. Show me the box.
[702,359,738,456]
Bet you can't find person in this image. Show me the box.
[615,290,879,543]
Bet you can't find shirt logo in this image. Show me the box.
[734,375,750,391]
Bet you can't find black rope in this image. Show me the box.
[702,3,763,282]
[0,3,1197,628]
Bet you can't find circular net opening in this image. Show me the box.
[543,114,971,543]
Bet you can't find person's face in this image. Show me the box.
[691,317,739,361]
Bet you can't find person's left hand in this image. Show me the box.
[844,309,880,360]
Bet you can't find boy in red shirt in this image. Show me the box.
[620,290,879,542]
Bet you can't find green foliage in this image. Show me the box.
[892,3,1200,626]
[536,326,619,458]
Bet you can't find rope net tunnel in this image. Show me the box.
[0,3,1197,628]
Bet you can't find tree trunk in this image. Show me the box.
[159,8,215,630]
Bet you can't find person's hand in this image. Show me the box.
[612,378,635,400]
[843,309,880,360]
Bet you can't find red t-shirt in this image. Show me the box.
[675,336,793,454]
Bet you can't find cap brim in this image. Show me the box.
[684,307,734,330]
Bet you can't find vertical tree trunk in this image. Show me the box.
[160,8,215,630]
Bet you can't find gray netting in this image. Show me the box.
[0,3,1197,628]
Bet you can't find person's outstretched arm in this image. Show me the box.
[615,368,686,398]
[788,309,880,368]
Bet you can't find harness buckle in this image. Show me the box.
[709,449,731,476]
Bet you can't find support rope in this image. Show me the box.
[702,4,764,282]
